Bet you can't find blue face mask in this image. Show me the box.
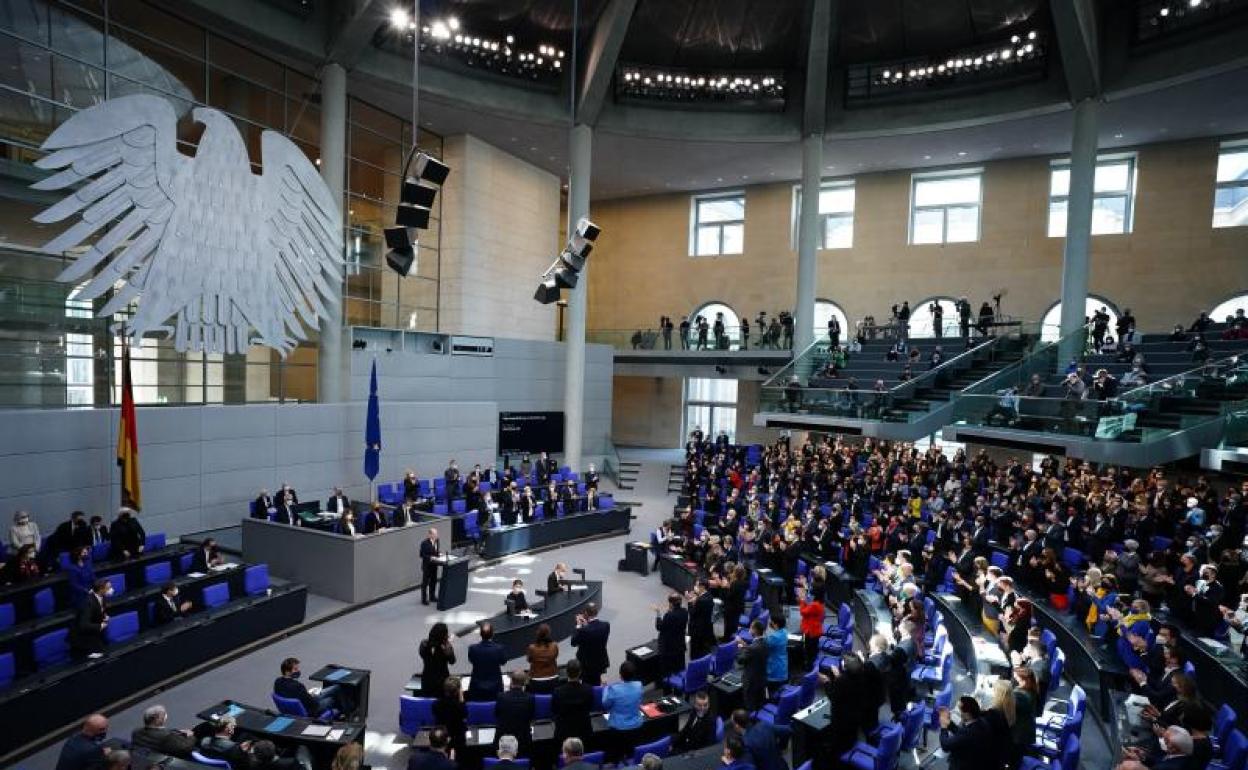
[291,670,301,679]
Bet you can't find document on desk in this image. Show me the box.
[632,646,653,657]
[326,728,345,741]
[301,725,332,737]
[264,717,294,732]
[569,584,589,591]
[477,727,496,744]
[187,572,207,578]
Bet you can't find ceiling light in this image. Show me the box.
[1159,6,1170,15]
[506,35,514,43]
[957,151,967,157]
[1189,0,1201,6]
[1011,35,1020,44]
[1028,31,1038,40]
[389,8,410,28]
[447,17,460,31]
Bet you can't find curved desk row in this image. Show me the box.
[0,583,307,761]
[481,507,631,559]
[197,699,363,770]
[479,581,604,661]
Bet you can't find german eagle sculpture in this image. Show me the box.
[32,94,343,356]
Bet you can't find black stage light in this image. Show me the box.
[534,278,562,304]
[388,152,450,277]
[384,226,417,277]
[352,339,367,350]
[533,217,601,304]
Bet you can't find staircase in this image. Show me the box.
[667,464,685,494]
[615,460,641,490]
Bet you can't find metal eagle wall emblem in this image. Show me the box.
[32,94,343,356]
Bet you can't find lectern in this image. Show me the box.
[437,553,470,610]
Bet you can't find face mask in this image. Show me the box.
[291,671,301,679]
[104,588,115,598]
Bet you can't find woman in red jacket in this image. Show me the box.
[797,580,826,668]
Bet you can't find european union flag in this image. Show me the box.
[364,360,381,481]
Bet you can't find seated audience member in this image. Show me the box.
[153,581,192,626]
[492,735,525,770]
[553,659,595,745]
[50,510,90,553]
[339,510,359,537]
[200,717,251,767]
[495,671,536,758]
[254,489,276,519]
[526,623,560,687]
[10,510,40,552]
[505,579,529,615]
[55,714,110,770]
[69,578,112,658]
[65,544,95,606]
[5,543,41,584]
[130,704,195,757]
[407,726,456,770]
[434,676,467,760]
[1120,725,1196,770]
[274,656,351,716]
[326,487,351,514]
[109,508,146,560]
[190,538,224,572]
[560,738,599,770]
[672,690,717,753]
[275,484,300,526]
[601,661,644,760]
[362,504,388,534]
[547,562,570,595]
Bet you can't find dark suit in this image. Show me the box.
[940,717,998,770]
[131,725,195,757]
[495,688,536,756]
[547,570,567,595]
[274,674,336,716]
[201,735,250,767]
[110,515,145,559]
[54,733,106,770]
[467,639,507,701]
[253,495,275,519]
[743,720,787,770]
[404,477,421,502]
[656,606,689,677]
[672,709,717,753]
[363,509,388,534]
[739,636,768,711]
[571,619,611,685]
[69,592,106,657]
[408,749,457,770]
[275,503,300,526]
[688,592,716,660]
[505,590,529,615]
[190,547,214,574]
[52,519,91,551]
[326,494,351,514]
[420,538,441,604]
[87,524,109,546]
[552,680,594,744]
[153,594,184,626]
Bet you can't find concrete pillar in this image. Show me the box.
[1058,98,1099,363]
[794,133,823,353]
[563,123,592,471]
[317,62,347,403]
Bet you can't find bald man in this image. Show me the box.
[55,714,109,770]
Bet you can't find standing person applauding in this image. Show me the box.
[419,622,456,698]
[654,593,688,682]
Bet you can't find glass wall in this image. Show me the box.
[0,0,442,407]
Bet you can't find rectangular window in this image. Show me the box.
[1214,144,1248,228]
[909,171,982,244]
[792,181,856,249]
[684,377,738,443]
[1047,155,1137,237]
[690,193,745,256]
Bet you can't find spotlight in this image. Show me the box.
[758,367,771,376]
[389,8,410,29]
[391,152,450,267]
[534,217,601,304]
[384,226,418,277]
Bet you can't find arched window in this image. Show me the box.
[1211,293,1248,324]
[813,300,850,343]
[909,297,960,338]
[689,301,741,350]
[1041,296,1119,342]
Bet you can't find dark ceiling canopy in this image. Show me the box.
[418,0,609,45]
[619,0,807,71]
[838,0,1047,64]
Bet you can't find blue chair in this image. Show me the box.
[273,692,336,721]
[796,763,811,770]
[483,760,529,769]
[191,750,232,768]
[144,561,173,586]
[534,503,546,522]
[756,685,801,736]
[34,628,70,669]
[399,696,436,736]
[990,551,1010,571]
[798,669,818,708]
[1060,547,1085,572]
[1211,729,1247,770]
[1037,684,1086,740]
[144,533,166,551]
[466,701,495,725]
[464,515,482,544]
[1215,705,1238,750]
[534,693,553,720]
[715,716,725,742]
[244,564,270,596]
[91,542,111,561]
[897,703,925,752]
[0,651,14,688]
[840,721,903,770]
[105,611,140,645]
[1022,733,1080,770]
[598,494,614,509]
[666,654,712,695]
[418,480,432,498]
[451,499,467,514]
[910,643,952,691]
[713,641,738,676]
[433,502,449,515]
[33,587,54,617]
[202,582,230,609]
[102,573,126,596]
[179,552,194,574]
[0,603,14,631]
[631,736,672,763]
[591,685,605,711]
[922,681,954,743]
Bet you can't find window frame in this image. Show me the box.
[908,169,983,245]
[1046,153,1138,237]
[1213,140,1248,229]
[683,377,738,443]
[791,180,856,250]
[689,191,746,257]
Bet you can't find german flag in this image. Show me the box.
[117,342,141,510]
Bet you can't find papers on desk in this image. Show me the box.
[264,717,295,732]
[477,727,496,744]
[632,646,653,657]
[301,725,332,737]
[211,563,237,572]
[793,698,828,720]
[787,633,802,642]
[326,729,345,741]
[225,704,245,718]
[186,572,208,578]
[323,667,351,682]
[516,610,538,619]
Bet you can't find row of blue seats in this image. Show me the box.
[0,564,271,691]
[0,533,169,566]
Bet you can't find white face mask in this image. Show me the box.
[104,588,115,598]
